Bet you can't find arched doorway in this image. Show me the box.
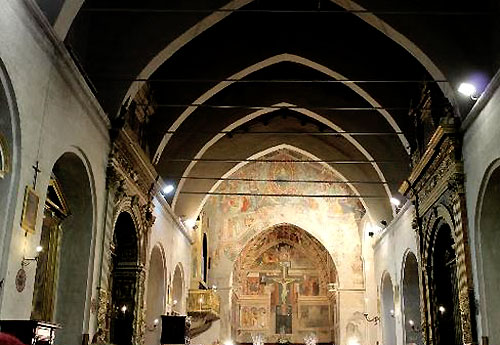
[31,152,94,345]
[431,221,461,345]
[478,164,500,342]
[402,252,422,345]
[0,58,21,296]
[110,212,139,345]
[381,273,396,345]
[172,264,185,314]
[232,224,338,344]
[145,245,166,345]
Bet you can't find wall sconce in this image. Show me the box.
[408,319,421,332]
[146,318,160,332]
[363,313,380,325]
[21,245,43,267]
[389,309,395,318]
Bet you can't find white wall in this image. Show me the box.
[462,71,500,341]
[149,197,192,316]
[0,2,109,340]
[0,2,193,343]
[373,204,419,345]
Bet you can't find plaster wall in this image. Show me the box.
[462,73,500,341]
[0,1,201,343]
[373,204,419,345]
[149,197,193,316]
[0,2,109,340]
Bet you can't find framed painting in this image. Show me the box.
[21,186,39,233]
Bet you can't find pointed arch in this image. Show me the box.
[154,54,410,164]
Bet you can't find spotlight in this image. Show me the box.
[408,319,415,327]
[224,340,234,345]
[390,197,401,207]
[380,220,388,227]
[389,309,395,317]
[154,318,159,326]
[121,305,127,313]
[184,218,196,228]
[438,305,446,314]
[368,231,374,237]
[36,245,43,253]
[458,83,478,100]
[173,299,178,306]
[163,184,175,195]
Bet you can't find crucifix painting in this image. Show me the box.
[268,262,302,334]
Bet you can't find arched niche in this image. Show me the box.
[0,57,21,286]
[430,220,461,345]
[110,212,139,345]
[31,152,94,345]
[172,264,185,314]
[232,224,338,344]
[402,252,422,345]
[202,233,208,283]
[145,245,166,345]
[381,272,396,345]
[478,162,500,342]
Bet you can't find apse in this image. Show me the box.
[232,224,338,344]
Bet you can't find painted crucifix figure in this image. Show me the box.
[268,261,303,334]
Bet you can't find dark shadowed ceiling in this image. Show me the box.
[47,0,500,223]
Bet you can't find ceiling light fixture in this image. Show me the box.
[390,197,401,207]
[458,82,479,100]
[163,184,175,195]
[184,218,196,228]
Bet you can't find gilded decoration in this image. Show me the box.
[101,124,161,345]
[400,119,476,345]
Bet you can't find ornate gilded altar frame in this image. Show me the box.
[400,119,476,345]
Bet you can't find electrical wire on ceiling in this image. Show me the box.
[158,131,404,136]
[163,176,393,184]
[160,158,398,163]
[179,191,389,198]
[95,78,449,83]
[80,8,494,16]
[134,103,444,112]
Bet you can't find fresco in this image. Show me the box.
[299,305,330,328]
[202,148,367,344]
[205,149,365,287]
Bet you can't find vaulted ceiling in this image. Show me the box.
[43,0,499,223]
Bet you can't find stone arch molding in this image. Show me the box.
[172,103,393,218]
[473,158,500,338]
[424,203,456,262]
[232,223,339,295]
[155,53,409,165]
[113,197,149,264]
[0,55,21,291]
